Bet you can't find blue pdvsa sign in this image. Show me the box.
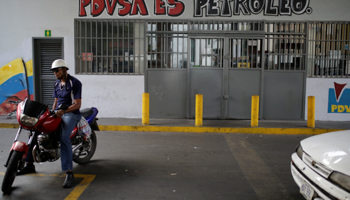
[328,82,350,113]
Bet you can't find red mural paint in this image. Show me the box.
[78,0,187,17]
[106,0,118,15]
[118,0,133,16]
[334,82,347,102]
[79,0,150,17]
[0,90,33,115]
[131,0,149,15]
[154,0,184,16]
[91,0,105,17]
[79,0,91,17]
[155,0,166,15]
[167,0,184,16]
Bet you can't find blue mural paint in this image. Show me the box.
[0,74,33,104]
[328,88,350,113]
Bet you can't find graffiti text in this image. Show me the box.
[194,0,313,17]
[79,0,185,17]
[79,0,149,17]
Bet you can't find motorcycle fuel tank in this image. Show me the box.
[38,115,62,132]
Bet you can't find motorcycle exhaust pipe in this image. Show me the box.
[32,143,83,163]
[32,145,41,163]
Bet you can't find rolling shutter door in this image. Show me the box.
[37,40,63,107]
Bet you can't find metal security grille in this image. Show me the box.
[190,38,223,68]
[146,20,264,69]
[188,20,264,31]
[75,19,145,74]
[75,19,350,78]
[264,22,306,71]
[188,20,264,70]
[229,38,262,68]
[308,22,350,77]
[147,20,188,68]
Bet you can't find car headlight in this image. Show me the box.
[20,113,39,127]
[329,171,350,192]
[296,143,303,159]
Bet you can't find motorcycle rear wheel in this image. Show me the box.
[73,130,97,164]
[2,151,23,194]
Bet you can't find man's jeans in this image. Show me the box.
[60,112,82,171]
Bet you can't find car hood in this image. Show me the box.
[301,130,350,175]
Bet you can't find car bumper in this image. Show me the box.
[291,153,350,200]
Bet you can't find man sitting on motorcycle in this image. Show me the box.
[18,59,82,188]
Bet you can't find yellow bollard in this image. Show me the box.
[195,94,203,126]
[251,95,259,127]
[142,93,149,125]
[307,96,315,128]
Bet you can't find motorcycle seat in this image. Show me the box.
[80,108,93,119]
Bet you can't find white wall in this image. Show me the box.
[305,78,350,121]
[77,75,144,118]
[0,0,77,65]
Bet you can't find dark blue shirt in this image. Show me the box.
[53,74,82,115]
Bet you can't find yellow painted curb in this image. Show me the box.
[0,123,19,129]
[98,125,342,135]
[0,123,342,135]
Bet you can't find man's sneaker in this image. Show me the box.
[17,164,36,175]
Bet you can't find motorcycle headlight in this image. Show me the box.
[296,143,303,160]
[20,113,39,126]
[329,171,350,192]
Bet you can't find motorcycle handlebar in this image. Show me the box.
[50,110,56,116]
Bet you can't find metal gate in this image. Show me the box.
[262,21,307,120]
[33,38,63,107]
[146,20,306,120]
[189,36,263,119]
[227,38,262,119]
[189,37,223,118]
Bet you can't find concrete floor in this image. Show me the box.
[0,128,308,200]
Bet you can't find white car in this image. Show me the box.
[291,130,350,200]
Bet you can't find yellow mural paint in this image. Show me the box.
[0,58,25,85]
[25,60,33,77]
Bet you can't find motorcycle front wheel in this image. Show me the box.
[73,130,97,164]
[2,151,23,194]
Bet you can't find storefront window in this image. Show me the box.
[147,20,188,69]
[75,19,145,74]
[264,22,306,71]
[190,38,223,68]
[308,22,350,77]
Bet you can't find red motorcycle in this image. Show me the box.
[1,98,99,193]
